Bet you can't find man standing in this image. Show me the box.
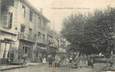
[47,55,53,67]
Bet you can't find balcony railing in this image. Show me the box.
[37,38,48,45]
[18,32,35,42]
[18,32,48,44]
[48,40,58,48]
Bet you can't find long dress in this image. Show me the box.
[43,58,46,63]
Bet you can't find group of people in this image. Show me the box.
[21,53,95,68]
[68,56,94,68]
[47,54,61,67]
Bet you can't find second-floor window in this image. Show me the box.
[38,16,41,25]
[6,12,13,29]
[29,28,32,35]
[22,5,26,18]
[9,13,13,28]
[29,10,33,21]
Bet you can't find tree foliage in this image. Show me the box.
[61,8,115,56]
[61,14,86,52]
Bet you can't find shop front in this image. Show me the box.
[18,40,34,63]
[0,38,15,64]
[33,43,47,63]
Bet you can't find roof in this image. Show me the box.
[20,0,50,22]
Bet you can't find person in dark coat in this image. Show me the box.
[88,57,94,68]
[47,55,53,67]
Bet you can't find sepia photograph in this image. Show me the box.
[0,0,115,72]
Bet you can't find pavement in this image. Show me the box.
[103,63,115,71]
[93,63,108,72]
[0,63,41,71]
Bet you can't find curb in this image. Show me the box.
[0,65,27,71]
[0,63,43,71]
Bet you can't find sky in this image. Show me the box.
[28,0,115,33]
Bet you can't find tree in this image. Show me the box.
[61,7,115,56]
[84,8,115,56]
[61,14,86,55]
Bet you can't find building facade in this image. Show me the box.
[0,0,19,64]
[0,0,70,64]
[0,0,49,64]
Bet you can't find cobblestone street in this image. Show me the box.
[0,64,91,72]
[1,63,108,72]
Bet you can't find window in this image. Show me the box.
[29,10,33,21]
[38,32,41,38]
[20,24,25,32]
[29,28,32,37]
[38,32,41,36]
[15,27,17,30]
[7,12,13,29]
[22,5,26,17]
[38,16,41,25]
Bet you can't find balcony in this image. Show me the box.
[37,38,48,45]
[48,39,58,48]
[18,33,35,42]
